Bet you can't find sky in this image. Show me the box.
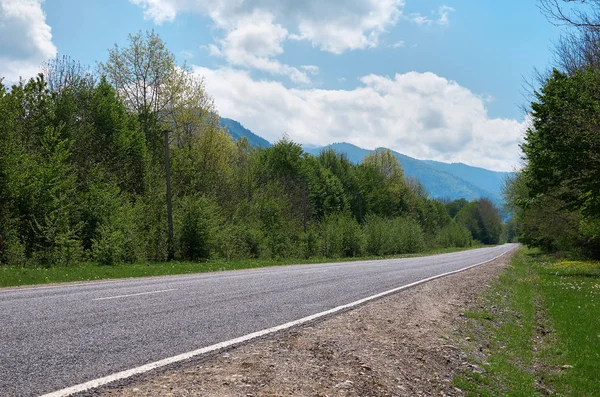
[0,0,567,171]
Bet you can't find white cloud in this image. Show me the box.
[220,11,287,58]
[410,5,454,27]
[206,10,312,83]
[131,0,405,54]
[437,5,454,27]
[0,0,57,83]
[193,66,525,171]
[130,0,177,24]
[131,1,458,84]
[301,65,320,75]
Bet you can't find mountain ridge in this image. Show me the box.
[219,117,510,203]
[220,117,272,148]
[302,142,501,203]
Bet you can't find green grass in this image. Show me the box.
[0,245,484,288]
[453,248,600,396]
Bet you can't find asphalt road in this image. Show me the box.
[0,244,517,396]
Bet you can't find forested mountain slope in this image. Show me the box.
[302,143,499,202]
[220,118,272,148]
[220,121,506,203]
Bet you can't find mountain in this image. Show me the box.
[220,118,271,148]
[303,143,503,204]
[422,160,513,197]
[219,117,506,204]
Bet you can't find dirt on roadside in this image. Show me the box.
[98,253,514,397]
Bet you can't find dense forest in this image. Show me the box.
[0,31,507,268]
[505,0,600,259]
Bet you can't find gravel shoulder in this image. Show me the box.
[97,252,515,397]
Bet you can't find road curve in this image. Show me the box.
[0,244,517,396]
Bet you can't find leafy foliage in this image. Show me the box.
[508,68,600,258]
[0,32,503,268]
[455,199,502,245]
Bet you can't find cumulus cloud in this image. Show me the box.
[131,0,405,54]
[131,1,458,83]
[207,10,313,83]
[193,67,525,171]
[0,0,57,83]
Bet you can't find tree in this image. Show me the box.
[445,198,469,218]
[99,31,222,262]
[540,1,600,74]
[303,156,347,220]
[477,198,503,245]
[539,0,600,29]
[456,199,502,245]
[98,30,219,158]
[513,67,600,256]
[522,69,600,217]
[171,124,235,198]
[164,73,219,148]
[42,55,93,93]
[99,30,182,117]
[554,28,600,74]
[317,148,361,221]
[502,2,600,257]
[0,80,14,262]
[358,149,410,218]
[255,138,309,228]
[503,172,584,252]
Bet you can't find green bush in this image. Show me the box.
[135,168,169,262]
[0,231,28,267]
[389,216,426,254]
[299,225,320,259]
[32,212,85,267]
[436,222,473,248]
[92,226,126,266]
[248,186,301,259]
[215,223,267,260]
[363,215,425,255]
[0,217,29,267]
[92,200,143,265]
[319,212,363,258]
[363,215,393,256]
[175,195,221,261]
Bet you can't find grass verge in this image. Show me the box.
[453,248,600,396]
[0,245,485,288]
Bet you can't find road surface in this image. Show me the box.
[0,244,517,396]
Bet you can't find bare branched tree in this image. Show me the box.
[520,66,552,115]
[553,26,600,73]
[539,0,600,28]
[538,1,600,74]
[41,55,92,93]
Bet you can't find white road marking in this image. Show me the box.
[40,245,517,397]
[92,289,176,301]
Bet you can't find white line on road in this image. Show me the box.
[40,245,518,397]
[92,289,176,301]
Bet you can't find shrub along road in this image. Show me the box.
[0,244,516,396]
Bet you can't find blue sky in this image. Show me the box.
[0,1,565,170]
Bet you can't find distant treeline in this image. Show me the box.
[0,32,508,267]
